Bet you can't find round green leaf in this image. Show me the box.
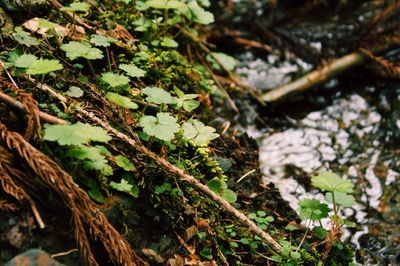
[312,171,354,193]
[299,199,329,221]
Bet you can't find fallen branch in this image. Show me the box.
[261,52,367,102]
[48,0,93,30]
[0,91,66,125]
[30,79,283,254]
[178,25,265,105]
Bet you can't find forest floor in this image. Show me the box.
[0,0,399,265]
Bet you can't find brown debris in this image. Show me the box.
[0,199,18,212]
[0,123,148,266]
[360,48,400,77]
[0,77,41,140]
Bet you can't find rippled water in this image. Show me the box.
[237,53,400,265]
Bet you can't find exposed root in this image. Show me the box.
[0,77,41,140]
[362,0,400,32]
[0,199,18,212]
[360,48,400,77]
[0,123,148,266]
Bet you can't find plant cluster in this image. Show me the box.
[0,1,357,265]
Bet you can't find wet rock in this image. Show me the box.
[5,249,65,266]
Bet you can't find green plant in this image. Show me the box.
[182,119,219,146]
[13,29,39,47]
[119,63,146,78]
[297,171,356,256]
[139,112,180,141]
[90,34,116,70]
[105,92,138,109]
[66,86,84,98]
[101,72,130,88]
[206,177,236,203]
[61,2,90,38]
[142,86,177,105]
[61,41,103,75]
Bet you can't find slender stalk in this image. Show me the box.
[86,59,96,76]
[331,192,338,217]
[106,47,112,71]
[296,219,311,252]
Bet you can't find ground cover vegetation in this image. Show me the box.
[2,0,394,265]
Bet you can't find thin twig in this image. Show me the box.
[29,200,45,229]
[261,52,367,102]
[52,248,79,258]
[236,169,256,184]
[48,0,93,30]
[178,25,265,105]
[31,80,283,254]
[0,92,66,125]
[196,50,239,112]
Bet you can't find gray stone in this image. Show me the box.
[5,249,65,266]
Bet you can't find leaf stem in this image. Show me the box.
[296,219,311,252]
[106,47,112,71]
[86,59,96,76]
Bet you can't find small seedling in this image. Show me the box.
[90,34,116,71]
[297,171,355,254]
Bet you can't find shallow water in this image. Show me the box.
[237,53,400,265]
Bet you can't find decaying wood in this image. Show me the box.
[30,79,283,254]
[261,52,367,102]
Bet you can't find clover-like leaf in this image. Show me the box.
[174,87,199,111]
[13,31,39,47]
[106,92,138,109]
[115,155,135,171]
[145,0,186,9]
[299,199,329,221]
[182,120,219,146]
[142,86,177,105]
[119,64,146,78]
[61,2,90,13]
[61,41,103,60]
[90,34,116,47]
[14,54,38,69]
[184,1,214,25]
[312,171,354,193]
[43,122,111,145]
[139,112,179,141]
[66,86,84,98]
[26,59,63,75]
[101,72,130,88]
[325,191,355,208]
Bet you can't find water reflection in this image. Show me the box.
[235,45,400,264]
